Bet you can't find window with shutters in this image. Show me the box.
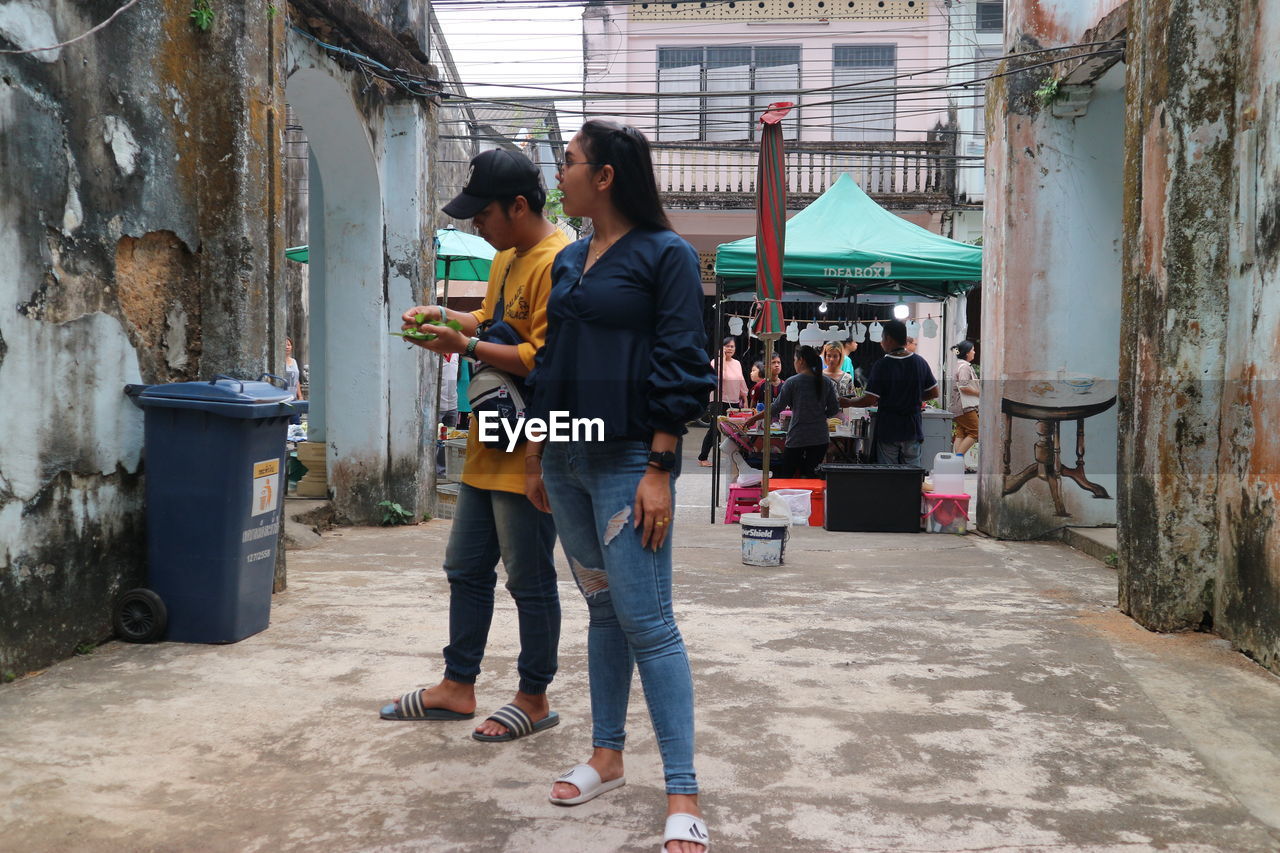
[656,46,800,142]
[832,44,897,141]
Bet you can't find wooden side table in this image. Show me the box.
[1000,395,1116,517]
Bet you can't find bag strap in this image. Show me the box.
[477,259,515,337]
[494,260,514,324]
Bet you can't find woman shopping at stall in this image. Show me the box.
[698,336,749,466]
[523,119,715,853]
[950,340,980,466]
[749,352,784,409]
[740,345,840,478]
[821,342,857,402]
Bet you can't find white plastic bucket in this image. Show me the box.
[741,512,789,566]
[932,452,966,495]
[772,489,813,527]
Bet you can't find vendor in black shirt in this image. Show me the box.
[843,318,939,466]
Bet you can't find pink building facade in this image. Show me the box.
[581,0,986,274]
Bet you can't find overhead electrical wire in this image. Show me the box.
[288,2,1110,168]
[0,0,142,54]
[430,41,1115,116]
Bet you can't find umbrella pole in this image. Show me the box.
[760,335,776,517]
[711,282,724,524]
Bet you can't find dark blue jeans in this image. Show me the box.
[442,483,560,695]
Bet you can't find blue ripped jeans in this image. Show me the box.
[540,439,698,795]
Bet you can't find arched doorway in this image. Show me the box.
[284,53,414,522]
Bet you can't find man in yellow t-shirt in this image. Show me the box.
[383,149,569,744]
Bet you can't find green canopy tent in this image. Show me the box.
[714,173,981,300]
[284,228,496,283]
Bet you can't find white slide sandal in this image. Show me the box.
[660,813,710,852]
[548,763,626,806]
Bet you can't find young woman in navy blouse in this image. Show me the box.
[523,120,715,853]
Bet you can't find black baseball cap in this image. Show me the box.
[443,148,544,219]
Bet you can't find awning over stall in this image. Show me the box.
[714,173,981,299]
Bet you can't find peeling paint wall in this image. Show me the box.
[979,2,1128,540]
[1,0,440,673]
[992,0,1280,673]
[0,0,283,674]
[1120,0,1280,672]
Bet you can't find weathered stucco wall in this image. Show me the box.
[0,0,283,674]
[1,0,441,674]
[979,4,1128,540]
[992,0,1280,674]
[1120,0,1280,672]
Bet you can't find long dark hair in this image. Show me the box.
[797,345,824,397]
[577,119,671,231]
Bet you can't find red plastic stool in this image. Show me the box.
[724,484,761,524]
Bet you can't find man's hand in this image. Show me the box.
[401,305,442,327]
[525,458,552,514]
[411,324,468,355]
[395,305,468,354]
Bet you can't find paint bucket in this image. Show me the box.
[741,512,789,566]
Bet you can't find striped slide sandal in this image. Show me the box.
[471,703,561,742]
[379,689,476,721]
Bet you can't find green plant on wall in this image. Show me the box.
[377,500,415,526]
[191,0,214,31]
[1034,75,1064,109]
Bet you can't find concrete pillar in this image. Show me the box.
[979,52,1125,539]
[306,150,327,445]
[382,104,434,517]
[1119,0,1280,669]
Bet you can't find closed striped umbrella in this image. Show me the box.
[755,103,791,511]
[753,102,791,338]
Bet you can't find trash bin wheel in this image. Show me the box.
[114,588,167,643]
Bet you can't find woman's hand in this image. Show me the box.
[524,456,552,514]
[634,468,672,551]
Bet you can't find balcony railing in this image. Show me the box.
[650,140,956,210]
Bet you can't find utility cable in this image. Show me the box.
[0,0,142,54]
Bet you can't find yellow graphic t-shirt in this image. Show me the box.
[462,228,570,494]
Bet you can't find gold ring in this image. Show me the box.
[655,519,667,526]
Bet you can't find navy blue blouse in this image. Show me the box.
[528,228,714,441]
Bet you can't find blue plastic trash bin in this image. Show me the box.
[119,375,307,644]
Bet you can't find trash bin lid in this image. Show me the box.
[138,376,294,405]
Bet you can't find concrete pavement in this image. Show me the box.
[3,447,1280,852]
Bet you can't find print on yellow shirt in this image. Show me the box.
[461,228,571,495]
